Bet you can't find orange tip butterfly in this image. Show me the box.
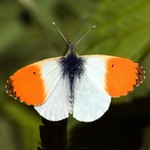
[6,22,145,122]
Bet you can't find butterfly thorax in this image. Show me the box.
[60,48,85,113]
[64,42,78,57]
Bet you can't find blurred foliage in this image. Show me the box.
[0,0,149,150]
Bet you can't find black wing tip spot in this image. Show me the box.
[6,78,33,106]
[132,65,145,90]
[6,78,19,99]
[137,65,145,83]
[112,65,145,98]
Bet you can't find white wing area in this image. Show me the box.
[34,56,111,122]
[34,59,69,121]
[73,56,111,122]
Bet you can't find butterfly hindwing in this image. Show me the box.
[34,77,69,121]
[73,75,111,122]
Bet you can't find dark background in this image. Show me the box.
[0,0,150,150]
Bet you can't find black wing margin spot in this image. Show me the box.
[6,78,19,99]
[134,65,145,89]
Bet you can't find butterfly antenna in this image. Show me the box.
[52,22,70,46]
[75,25,96,46]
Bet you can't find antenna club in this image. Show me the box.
[52,22,96,47]
[52,22,69,45]
[92,25,96,29]
[74,25,96,46]
[52,22,57,26]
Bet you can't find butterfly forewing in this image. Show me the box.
[6,64,46,105]
[83,55,145,98]
[6,57,61,106]
[105,56,145,97]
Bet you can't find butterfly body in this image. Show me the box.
[60,50,85,99]
[6,42,145,122]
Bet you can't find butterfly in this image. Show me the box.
[5,23,145,122]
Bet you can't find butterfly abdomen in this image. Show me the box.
[60,53,85,100]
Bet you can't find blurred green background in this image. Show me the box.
[0,0,150,150]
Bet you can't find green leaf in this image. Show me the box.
[1,99,41,150]
[85,0,150,61]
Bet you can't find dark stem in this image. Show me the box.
[38,117,68,150]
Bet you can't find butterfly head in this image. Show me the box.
[64,40,79,58]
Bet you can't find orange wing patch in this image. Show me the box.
[105,57,145,97]
[6,64,46,106]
